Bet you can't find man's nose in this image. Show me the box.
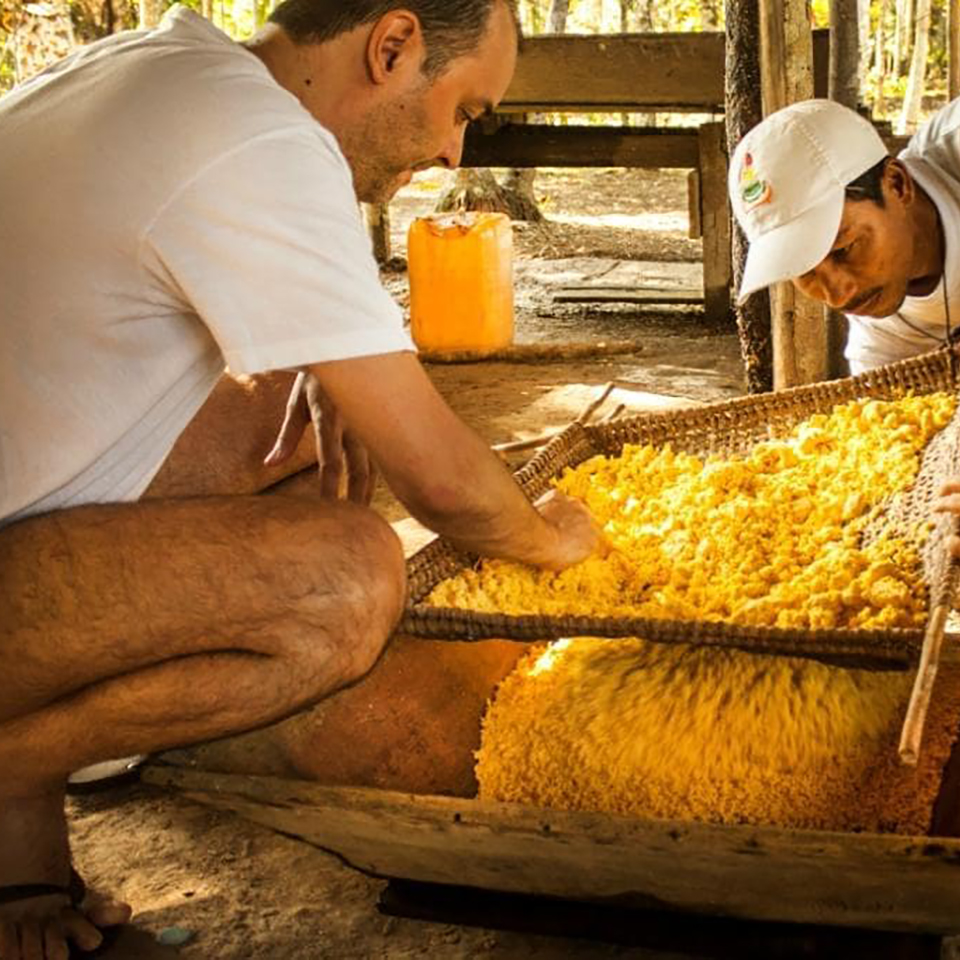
[796,264,855,312]
[438,126,466,170]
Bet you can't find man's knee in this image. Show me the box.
[281,502,406,684]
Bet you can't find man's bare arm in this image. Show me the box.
[308,353,597,569]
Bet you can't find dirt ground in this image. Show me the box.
[68,168,761,960]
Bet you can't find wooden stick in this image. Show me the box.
[493,431,564,453]
[420,341,642,365]
[899,562,960,765]
[575,381,616,423]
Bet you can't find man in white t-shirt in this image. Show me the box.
[0,3,600,956]
[727,97,959,375]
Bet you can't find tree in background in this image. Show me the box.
[899,0,934,132]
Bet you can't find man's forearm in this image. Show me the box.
[309,354,564,566]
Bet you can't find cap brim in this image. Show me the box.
[737,188,845,304]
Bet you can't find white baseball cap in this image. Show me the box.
[729,99,889,303]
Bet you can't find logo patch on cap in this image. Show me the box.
[739,152,772,210]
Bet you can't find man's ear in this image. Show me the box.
[366,10,424,85]
[883,158,915,207]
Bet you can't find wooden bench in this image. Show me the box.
[461,31,831,324]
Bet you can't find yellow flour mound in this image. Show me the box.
[476,638,960,834]
[430,393,956,631]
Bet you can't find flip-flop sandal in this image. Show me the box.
[0,868,121,957]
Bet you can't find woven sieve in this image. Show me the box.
[402,344,960,666]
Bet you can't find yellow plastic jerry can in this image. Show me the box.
[407,211,514,355]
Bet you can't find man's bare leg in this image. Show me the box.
[0,495,405,959]
[143,371,318,500]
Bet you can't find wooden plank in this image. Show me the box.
[553,285,703,304]
[760,0,829,388]
[699,122,732,325]
[498,31,829,113]
[462,124,906,173]
[462,125,699,169]
[501,33,727,113]
[687,169,702,238]
[363,203,390,264]
[144,766,960,935]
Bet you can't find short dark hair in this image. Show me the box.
[269,0,520,77]
[844,155,891,206]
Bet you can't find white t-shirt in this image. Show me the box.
[0,6,413,524]
[845,99,960,374]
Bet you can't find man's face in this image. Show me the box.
[792,163,918,318]
[344,3,518,203]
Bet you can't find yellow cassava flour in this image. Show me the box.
[427,393,960,831]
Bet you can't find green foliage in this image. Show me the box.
[1,0,956,120]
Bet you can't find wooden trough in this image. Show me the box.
[149,356,960,940]
[146,633,960,937]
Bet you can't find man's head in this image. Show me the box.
[263,0,520,202]
[730,99,934,318]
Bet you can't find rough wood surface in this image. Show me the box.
[553,285,702,304]
[463,125,700,169]
[144,766,960,935]
[760,0,829,388]
[698,122,733,327]
[498,32,829,114]
[418,341,642,364]
[725,0,773,393]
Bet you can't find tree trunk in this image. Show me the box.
[435,169,512,215]
[702,0,721,29]
[950,0,960,99]
[138,0,161,28]
[829,0,860,109]
[894,0,912,72]
[12,0,76,82]
[874,0,889,112]
[635,1,657,128]
[548,0,569,34]
[858,0,872,82]
[898,0,933,134]
[501,168,544,221]
[725,0,772,393]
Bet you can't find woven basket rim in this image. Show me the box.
[403,343,960,659]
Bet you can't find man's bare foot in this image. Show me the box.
[0,790,130,959]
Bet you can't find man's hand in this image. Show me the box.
[934,478,960,558]
[264,371,377,504]
[532,489,603,571]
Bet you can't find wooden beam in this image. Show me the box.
[698,122,733,325]
[363,203,391,265]
[145,765,960,935]
[760,0,830,389]
[498,32,830,114]
[462,125,699,169]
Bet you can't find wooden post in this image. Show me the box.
[760,0,830,388]
[827,0,859,381]
[950,0,960,100]
[698,122,732,327]
[364,203,391,265]
[829,0,860,108]
[725,0,773,393]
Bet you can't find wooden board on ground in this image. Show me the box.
[553,285,703,304]
[145,765,960,935]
